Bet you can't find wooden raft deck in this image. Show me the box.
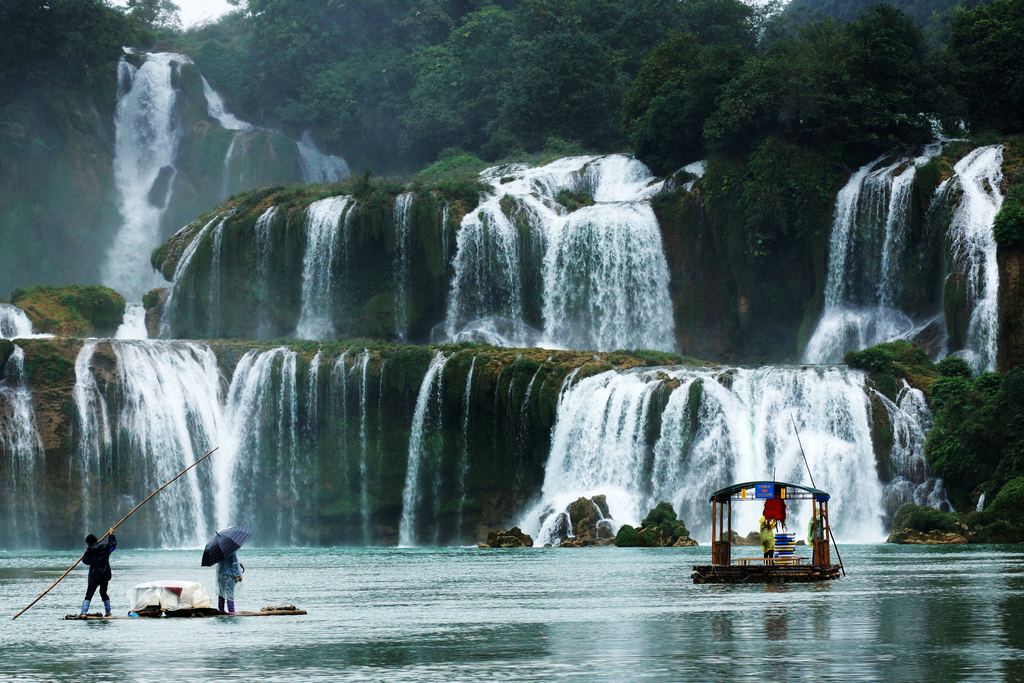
[692,564,840,584]
[64,606,306,620]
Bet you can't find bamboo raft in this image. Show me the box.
[692,563,841,584]
[64,605,306,620]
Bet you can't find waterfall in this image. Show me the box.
[875,381,948,515]
[393,193,414,340]
[357,349,372,543]
[220,347,307,543]
[73,341,111,532]
[253,206,278,337]
[0,304,42,339]
[296,196,353,340]
[456,356,476,543]
[540,202,673,350]
[0,345,42,540]
[297,130,350,183]
[520,364,922,545]
[103,52,187,300]
[398,352,449,546]
[946,145,1004,372]
[330,351,351,500]
[445,154,674,351]
[160,214,227,337]
[806,146,941,363]
[107,341,221,546]
[208,219,226,326]
[115,303,149,339]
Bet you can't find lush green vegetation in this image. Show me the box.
[10,286,126,337]
[845,340,1024,540]
[166,0,1020,176]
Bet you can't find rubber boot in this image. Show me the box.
[103,599,111,617]
[227,600,235,615]
[80,599,90,617]
[218,596,226,614]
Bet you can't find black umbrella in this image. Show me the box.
[201,527,251,566]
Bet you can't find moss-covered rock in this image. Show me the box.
[10,286,125,337]
[615,502,694,547]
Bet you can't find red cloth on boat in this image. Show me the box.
[763,497,787,525]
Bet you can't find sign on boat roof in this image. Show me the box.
[709,480,830,503]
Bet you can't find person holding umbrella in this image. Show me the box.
[202,527,251,615]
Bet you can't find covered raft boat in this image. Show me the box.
[692,481,842,584]
[65,580,306,619]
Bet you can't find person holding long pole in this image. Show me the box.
[12,446,217,621]
[79,527,118,617]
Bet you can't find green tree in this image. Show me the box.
[947,0,1024,133]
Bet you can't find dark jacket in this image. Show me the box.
[82,535,116,581]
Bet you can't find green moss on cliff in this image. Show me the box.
[11,286,125,337]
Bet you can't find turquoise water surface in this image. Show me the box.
[1,545,1022,681]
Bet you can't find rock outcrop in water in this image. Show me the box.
[614,502,695,548]
[478,527,534,548]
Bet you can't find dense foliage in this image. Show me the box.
[167,0,1020,176]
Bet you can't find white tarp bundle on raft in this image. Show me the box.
[127,581,212,612]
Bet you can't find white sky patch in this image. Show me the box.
[111,0,235,28]
[175,0,234,27]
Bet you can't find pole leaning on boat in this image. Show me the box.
[791,417,846,577]
[12,447,219,620]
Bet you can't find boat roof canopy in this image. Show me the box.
[709,480,830,503]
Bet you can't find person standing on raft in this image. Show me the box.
[759,516,776,559]
[216,551,243,614]
[80,529,117,617]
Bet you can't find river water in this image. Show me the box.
[1,545,1022,681]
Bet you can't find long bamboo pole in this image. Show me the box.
[790,417,846,576]
[12,446,218,620]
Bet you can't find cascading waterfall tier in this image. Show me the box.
[806,144,1004,369]
[520,364,942,545]
[445,154,674,351]
[805,146,941,363]
[104,49,349,304]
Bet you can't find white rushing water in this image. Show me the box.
[445,154,674,351]
[297,130,351,183]
[521,364,940,545]
[103,52,187,300]
[0,304,44,339]
[393,193,415,341]
[296,196,353,340]
[805,146,941,363]
[105,49,349,305]
[71,341,320,546]
[0,346,42,540]
[398,352,449,547]
[946,145,1004,372]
